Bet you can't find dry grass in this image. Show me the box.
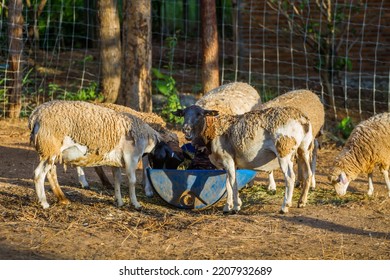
[0,119,390,260]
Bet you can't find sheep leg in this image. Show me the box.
[267,171,277,194]
[223,159,240,213]
[76,166,90,189]
[310,139,319,190]
[142,155,154,197]
[367,173,374,196]
[94,166,113,189]
[278,156,295,214]
[46,165,70,205]
[382,169,390,197]
[297,148,313,208]
[112,167,124,207]
[123,155,142,210]
[33,159,52,209]
[295,161,303,188]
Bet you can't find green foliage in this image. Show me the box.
[337,116,354,139]
[0,69,7,105]
[152,35,183,124]
[48,82,103,102]
[261,88,278,103]
[152,68,182,124]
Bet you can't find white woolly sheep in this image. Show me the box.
[174,105,314,213]
[329,112,390,197]
[181,82,261,170]
[255,89,325,191]
[30,100,161,209]
[30,102,183,197]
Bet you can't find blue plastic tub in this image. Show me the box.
[147,168,257,209]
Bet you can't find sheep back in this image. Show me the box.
[196,82,261,115]
[31,101,157,162]
[204,106,310,150]
[257,89,324,137]
[95,102,179,145]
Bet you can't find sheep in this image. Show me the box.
[174,105,314,213]
[30,102,183,197]
[180,82,261,170]
[254,89,325,192]
[328,112,390,197]
[29,100,162,209]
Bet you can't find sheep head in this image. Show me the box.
[328,169,350,196]
[173,105,219,141]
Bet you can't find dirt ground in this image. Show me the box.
[0,119,389,260]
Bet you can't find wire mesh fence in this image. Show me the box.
[0,0,389,128]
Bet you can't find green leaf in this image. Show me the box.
[156,80,171,95]
[152,68,167,79]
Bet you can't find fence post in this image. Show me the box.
[201,0,220,94]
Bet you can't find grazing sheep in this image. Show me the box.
[30,100,161,209]
[328,112,390,197]
[174,105,314,213]
[181,82,261,170]
[30,102,183,197]
[255,89,325,191]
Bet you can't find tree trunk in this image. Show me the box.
[201,0,220,94]
[97,0,121,103]
[6,0,24,119]
[118,1,152,112]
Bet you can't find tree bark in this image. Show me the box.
[201,0,220,94]
[117,1,152,113]
[6,0,24,119]
[97,0,122,103]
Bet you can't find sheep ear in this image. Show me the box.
[204,110,219,117]
[173,109,184,117]
[340,172,348,185]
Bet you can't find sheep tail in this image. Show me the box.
[30,122,40,147]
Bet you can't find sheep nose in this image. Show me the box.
[183,124,191,134]
[182,124,193,140]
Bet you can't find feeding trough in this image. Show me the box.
[147,168,257,209]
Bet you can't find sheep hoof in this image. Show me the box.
[116,200,125,208]
[59,198,71,205]
[279,207,289,214]
[223,204,233,213]
[267,189,276,195]
[41,202,50,209]
[133,203,142,211]
[223,209,239,215]
[145,191,154,198]
[298,202,306,208]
